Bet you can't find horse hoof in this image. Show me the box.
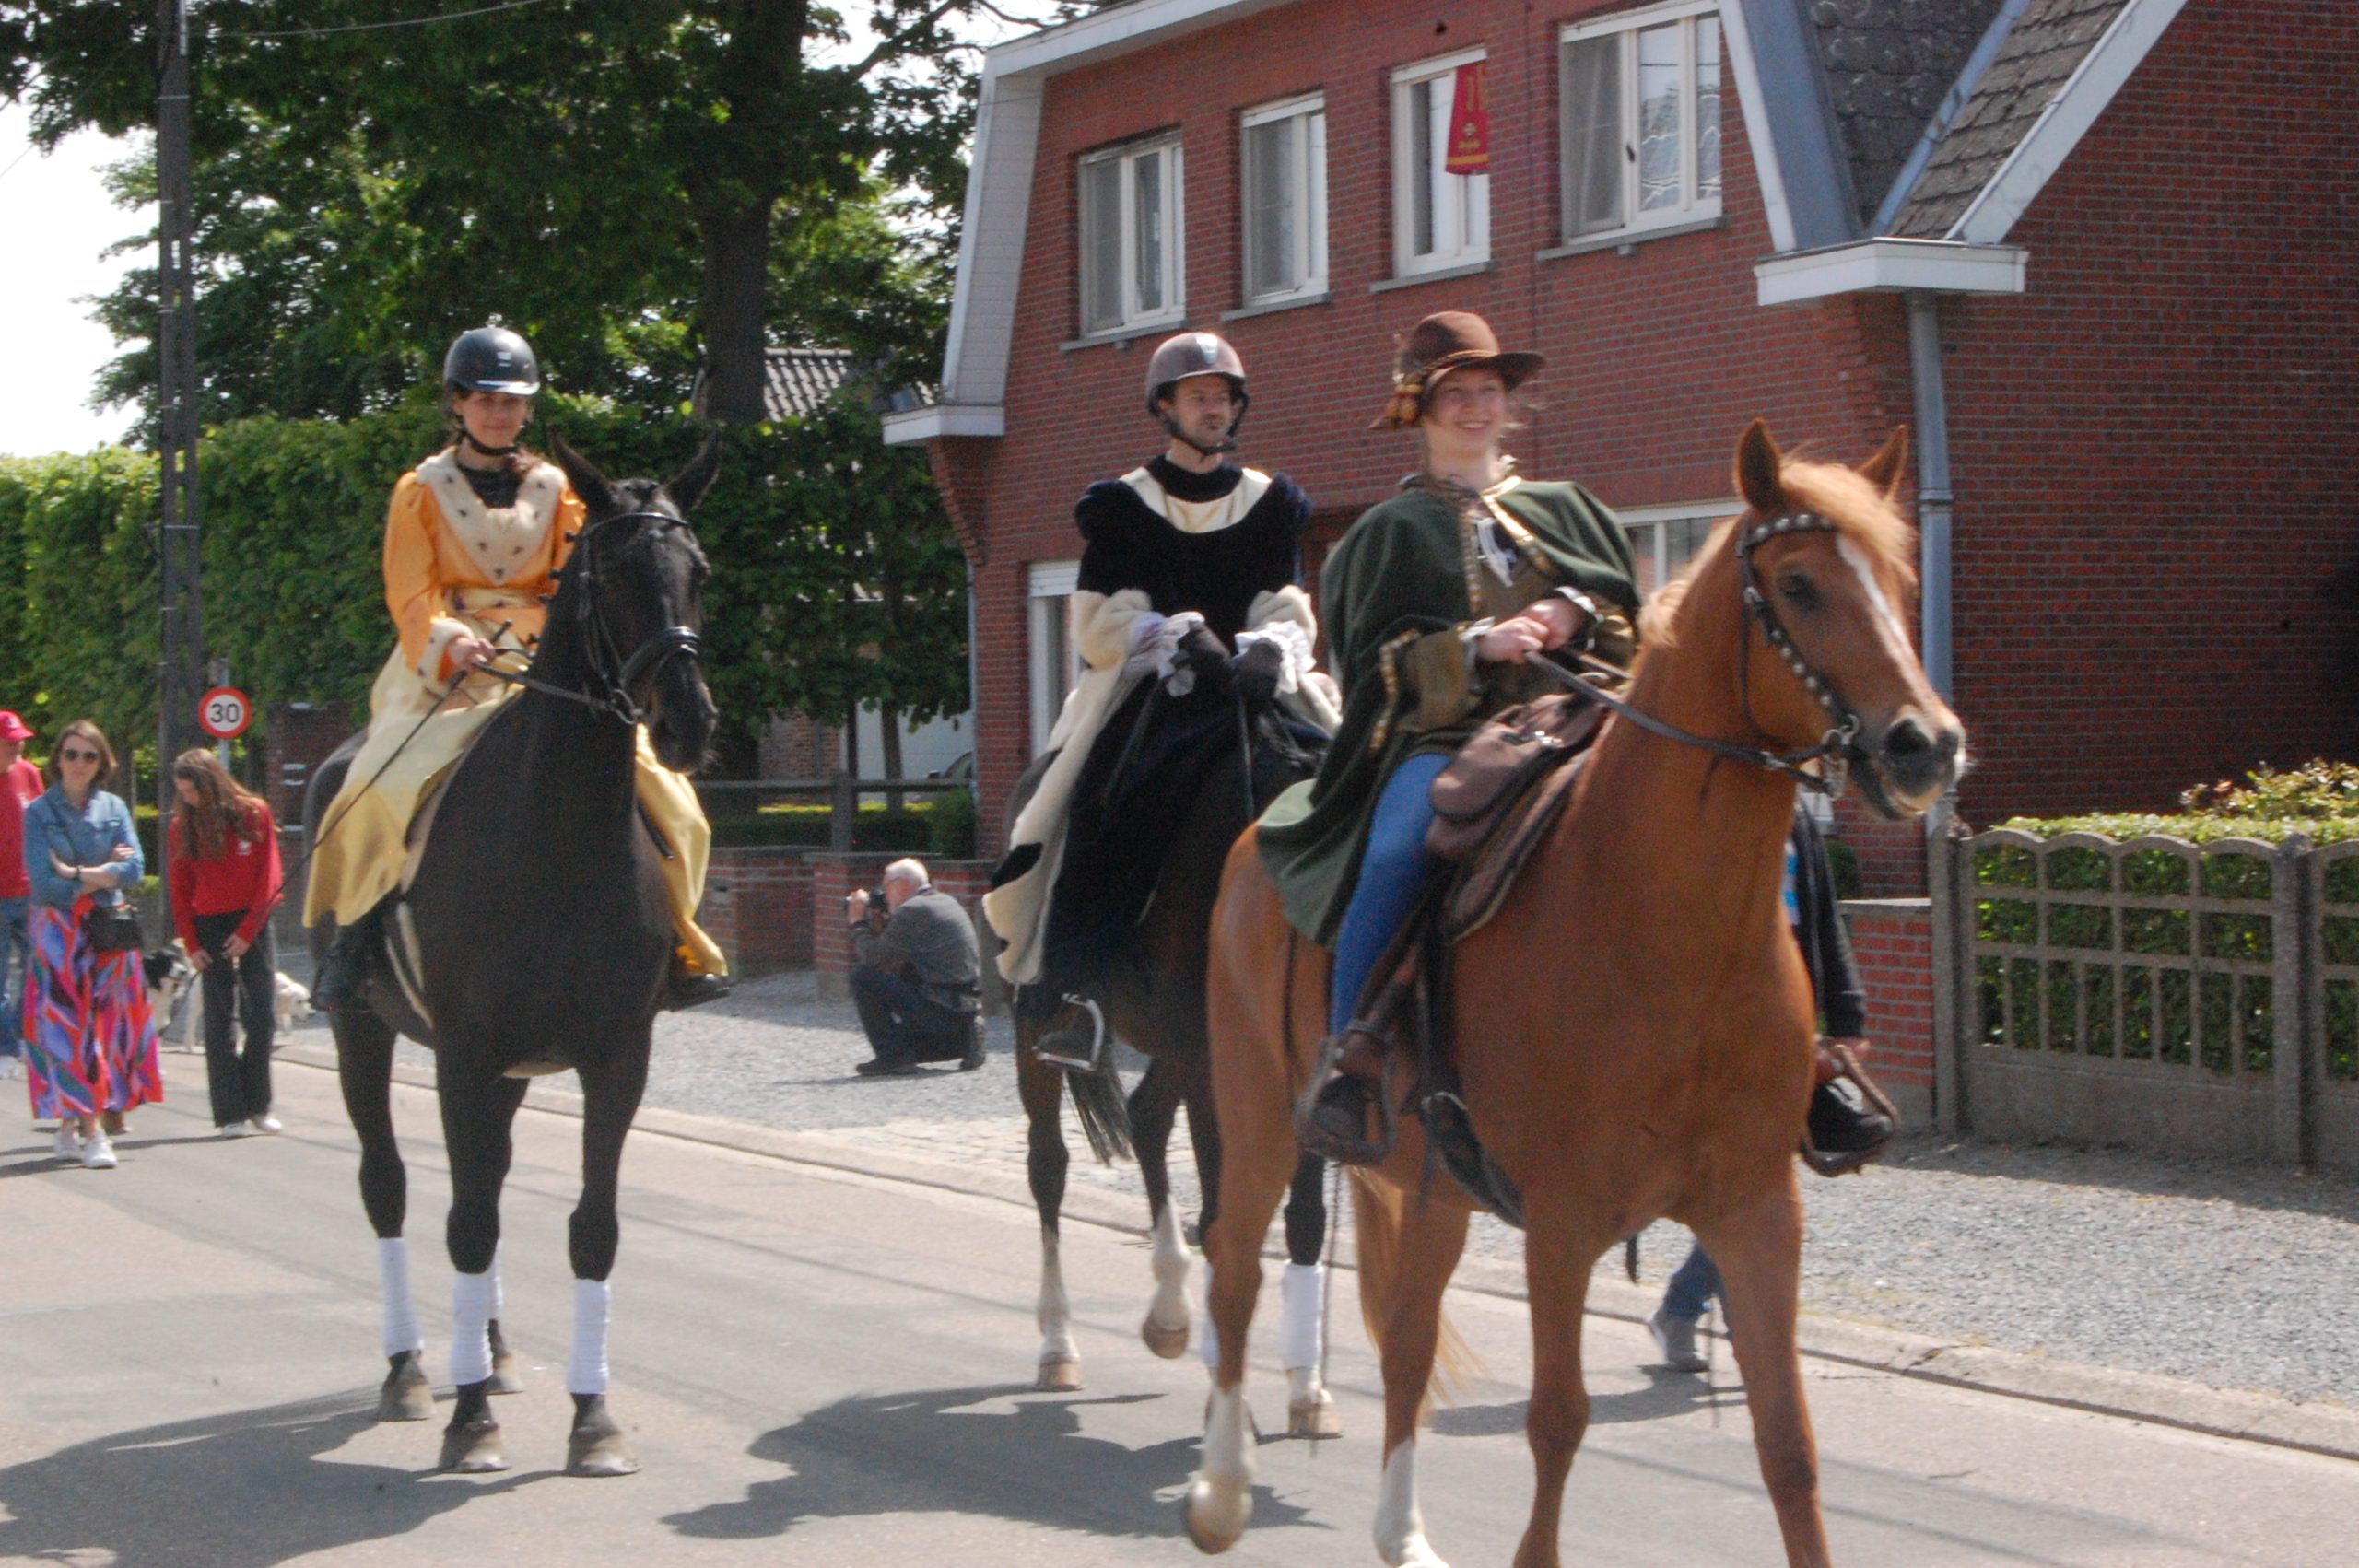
[1381,1538,1449,1568]
[489,1351,525,1396]
[1182,1478,1250,1554]
[567,1416,640,1478]
[377,1352,433,1422]
[1287,1391,1343,1440]
[438,1412,508,1473]
[1036,1355,1085,1392]
[1141,1316,1190,1360]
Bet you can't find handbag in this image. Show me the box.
[47,817,145,953]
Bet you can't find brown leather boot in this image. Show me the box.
[1296,1026,1393,1165]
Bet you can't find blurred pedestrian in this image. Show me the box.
[20,720,158,1168]
[0,710,40,1083]
[167,748,285,1138]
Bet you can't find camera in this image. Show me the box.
[845,885,887,919]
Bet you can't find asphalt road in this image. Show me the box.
[0,1057,2350,1567]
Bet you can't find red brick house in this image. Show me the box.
[884,0,2358,894]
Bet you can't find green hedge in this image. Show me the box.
[0,390,966,787]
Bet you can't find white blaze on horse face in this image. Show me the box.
[1837,536,1915,658]
[1375,1440,1449,1567]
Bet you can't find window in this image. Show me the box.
[1391,50,1491,277]
[1561,2,1722,243]
[1240,95,1328,305]
[1028,560,1083,755]
[1621,503,1731,599]
[1078,136,1185,337]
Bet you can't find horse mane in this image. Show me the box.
[1636,457,1916,653]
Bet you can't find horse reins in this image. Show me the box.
[479,508,704,727]
[1537,509,1865,799]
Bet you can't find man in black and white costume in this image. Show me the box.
[985,332,1340,1058]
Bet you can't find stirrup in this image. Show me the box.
[1035,994,1109,1074]
[1800,1041,1899,1177]
[1294,1026,1396,1166]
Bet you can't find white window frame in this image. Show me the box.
[1390,47,1492,279]
[1027,559,1083,755]
[1238,93,1329,306]
[1559,0,1724,245]
[1077,135,1186,338]
[1620,499,1735,601]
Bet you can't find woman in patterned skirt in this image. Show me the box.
[19,719,158,1168]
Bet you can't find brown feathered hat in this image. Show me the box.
[1373,310,1545,430]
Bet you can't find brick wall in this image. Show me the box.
[702,847,815,977]
[1940,0,2359,826]
[810,853,1001,1009]
[932,0,1907,857]
[1842,897,1935,1129]
[757,714,840,780]
[263,701,354,833]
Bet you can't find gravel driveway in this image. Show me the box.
[269,967,2359,1410]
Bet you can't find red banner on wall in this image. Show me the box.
[1445,61,1491,175]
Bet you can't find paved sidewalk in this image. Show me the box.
[258,967,2359,1428]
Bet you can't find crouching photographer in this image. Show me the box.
[846,857,984,1077]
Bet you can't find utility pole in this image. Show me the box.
[156,0,204,903]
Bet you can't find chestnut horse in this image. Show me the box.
[1184,423,1965,1567]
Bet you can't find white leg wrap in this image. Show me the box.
[568,1278,612,1396]
[1278,1261,1324,1373]
[1147,1203,1190,1329]
[1375,1441,1447,1567]
[1037,1229,1078,1364]
[451,1270,495,1387]
[1198,1263,1216,1367]
[489,1247,505,1321]
[378,1237,423,1359]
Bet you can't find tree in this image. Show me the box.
[4,0,1098,427]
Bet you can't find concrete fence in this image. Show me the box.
[1928,825,2359,1171]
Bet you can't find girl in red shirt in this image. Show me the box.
[168,750,285,1137]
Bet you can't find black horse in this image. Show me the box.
[1015,691,1339,1437]
[305,436,719,1476]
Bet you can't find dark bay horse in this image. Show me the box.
[306,436,719,1476]
[1015,691,1340,1436]
[1186,424,1966,1566]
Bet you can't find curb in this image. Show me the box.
[274,1043,2359,1465]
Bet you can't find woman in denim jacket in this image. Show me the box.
[20,720,158,1169]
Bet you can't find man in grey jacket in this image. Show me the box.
[847,858,984,1077]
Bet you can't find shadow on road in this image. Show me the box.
[1427,1370,1736,1439]
[0,1391,546,1567]
[666,1383,1321,1543]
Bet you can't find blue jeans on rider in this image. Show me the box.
[1329,751,1452,1038]
[1661,1241,1723,1323]
[0,895,27,1059]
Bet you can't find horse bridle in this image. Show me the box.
[482,509,704,726]
[1541,509,1866,798]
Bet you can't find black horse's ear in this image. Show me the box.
[667,434,722,513]
[1859,426,1909,500]
[1734,418,1784,515]
[549,434,620,518]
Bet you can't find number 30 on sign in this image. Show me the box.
[198,686,252,741]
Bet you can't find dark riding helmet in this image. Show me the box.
[1144,332,1249,454]
[442,326,542,397]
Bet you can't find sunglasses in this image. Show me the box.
[57,748,101,763]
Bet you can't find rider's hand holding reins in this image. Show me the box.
[1476,597,1586,665]
[447,635,499,673]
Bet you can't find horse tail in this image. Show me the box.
[1068,1062,1134,1164]
[1348,1170,1479,1413]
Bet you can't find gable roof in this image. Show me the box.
[1886,0,2185,240]
[1805,0,2012,231]
[692,347,872,422]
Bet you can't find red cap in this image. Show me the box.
[0,711,30,743]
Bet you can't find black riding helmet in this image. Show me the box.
[442,326,542,397]
[1144,332,1249,455]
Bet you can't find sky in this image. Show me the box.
[0,4,1054,462]
[0,104,144,458]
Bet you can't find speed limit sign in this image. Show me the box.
[198,686,252,741]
